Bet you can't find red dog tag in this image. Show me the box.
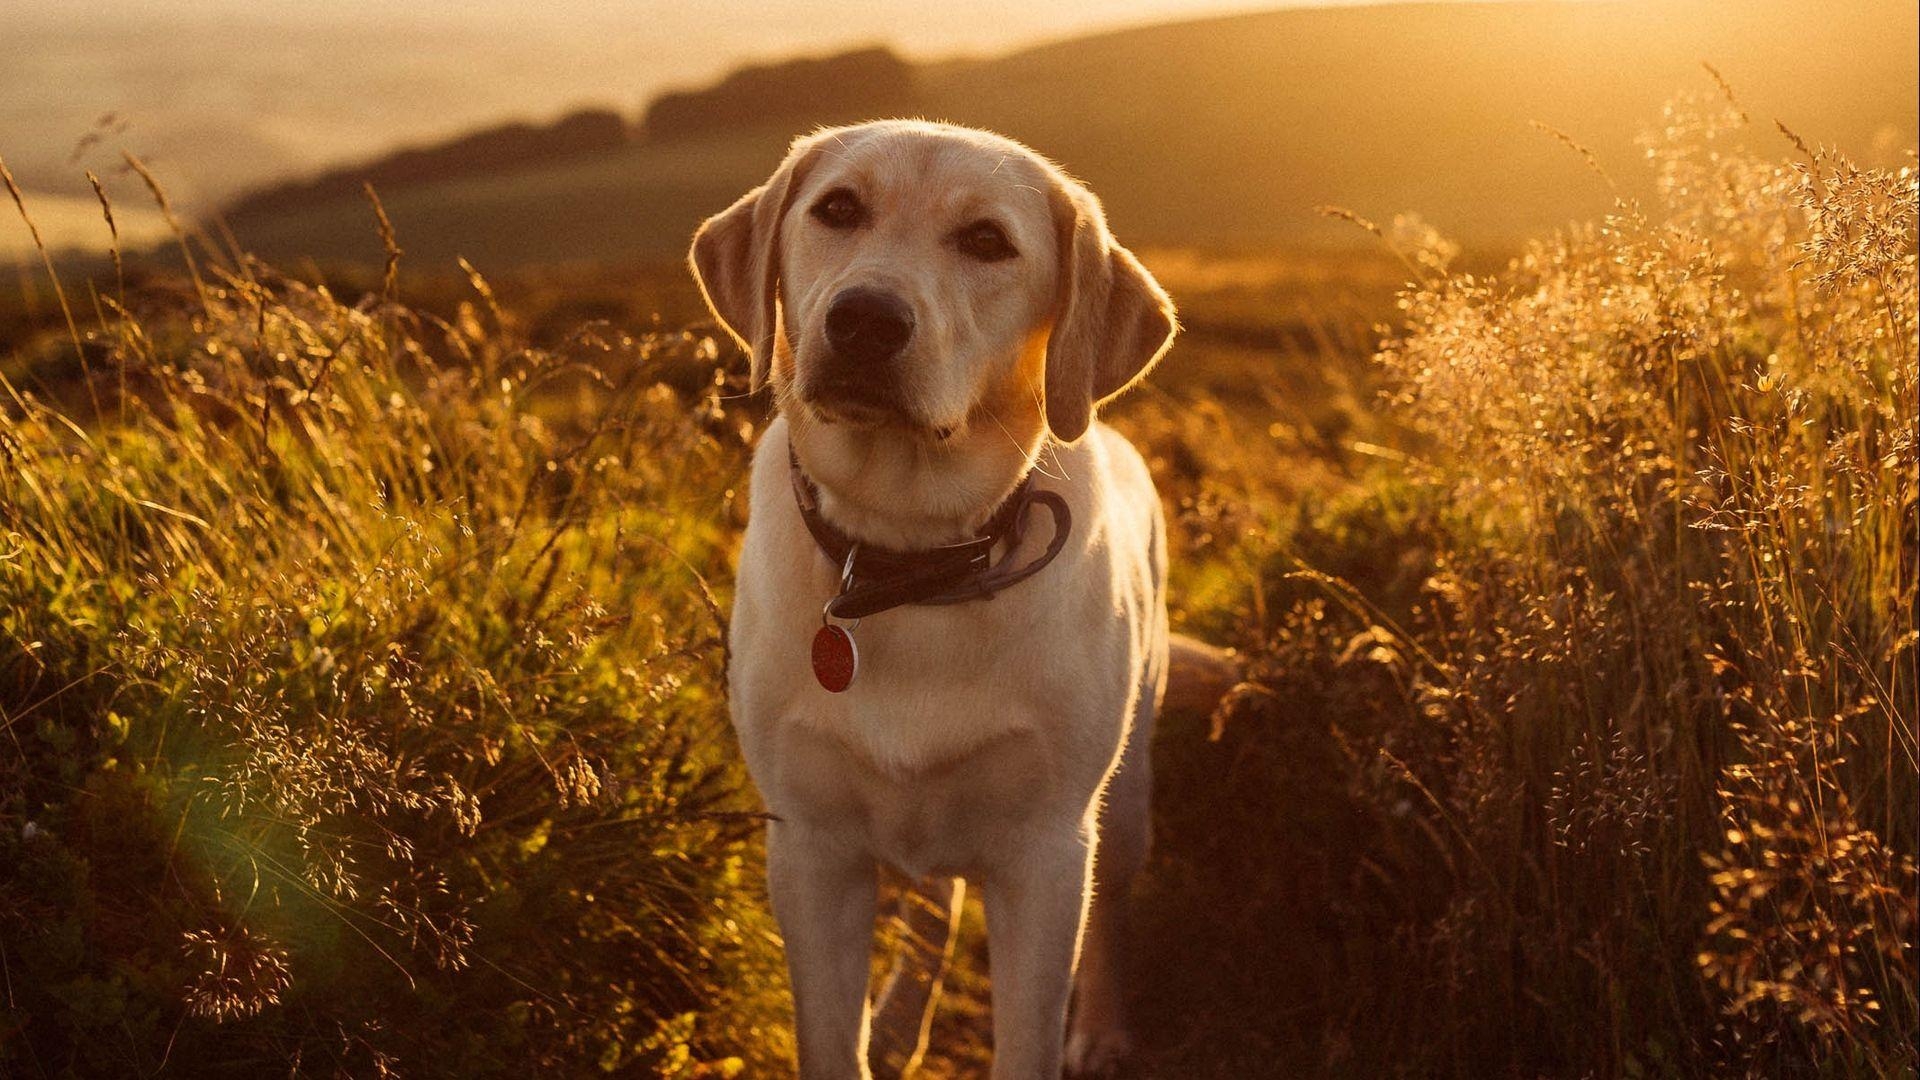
[811,624,858,693]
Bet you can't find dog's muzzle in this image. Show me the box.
[806,288,915,420]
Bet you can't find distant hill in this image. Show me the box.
[222,109,632,220]
[218,0,1918,268]
[219,48,919,224]
[640,46,919,143]
[212,48,917,228]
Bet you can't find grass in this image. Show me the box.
[0,193,789,1074]
[1068,92,1914,1078]
[2,88,1915,1078]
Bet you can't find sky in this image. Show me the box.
[15,0,1386,55]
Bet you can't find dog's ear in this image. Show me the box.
[689,136,821,392]
[1042,182,1177,444]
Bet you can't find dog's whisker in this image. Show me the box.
[980,402,1058,479]
[1014,371,1073,481]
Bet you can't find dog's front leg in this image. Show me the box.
[982,825,1095,1080]
[768,818,880,1080]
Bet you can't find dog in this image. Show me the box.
[691,119,1177,1079]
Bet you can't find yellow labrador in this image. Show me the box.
[690,119,1175,1079]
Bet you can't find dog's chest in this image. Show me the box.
[731,585,1103,770]
[767,707,1061,877]
[728,545,1132,873]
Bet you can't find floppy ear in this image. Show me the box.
[688,138,819,391]
[1043,184,1178,443]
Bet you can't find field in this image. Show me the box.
[2,91,1916,1079]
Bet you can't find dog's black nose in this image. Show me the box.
[824,288,914,365]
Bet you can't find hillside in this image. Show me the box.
[640,46,919,142]
[223,110,631,221]
[218,0,1918,267]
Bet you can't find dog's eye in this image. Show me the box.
[955,220,1018,263]
[959,224,1015,260]
[810,189,867,230]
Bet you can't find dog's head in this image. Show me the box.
[690,120,1176,450]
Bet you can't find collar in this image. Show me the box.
[788,441,1072,621]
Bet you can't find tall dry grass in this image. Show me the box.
[0,182,784,1075]
[1197,91,1916,1077]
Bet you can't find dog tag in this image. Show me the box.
[811,624,858,693]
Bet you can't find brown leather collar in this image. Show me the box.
[788,442,1071,621]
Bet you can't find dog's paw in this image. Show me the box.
[1063,1024,1134,1077]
